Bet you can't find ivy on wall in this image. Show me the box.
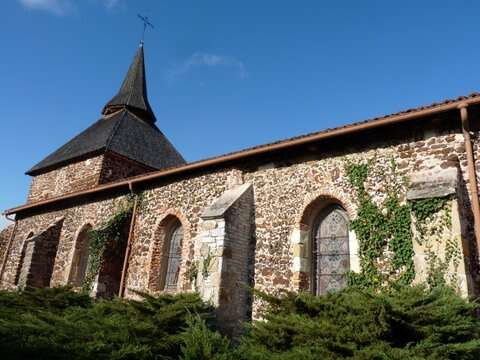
[346,158,459,290]
[201,251,214,279]
[186,249,214,291]
[346,159,415,289]
[81,194,140,292]
[185,261,198,290]
[410,195,460,289]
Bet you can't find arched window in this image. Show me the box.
[164,222,183,291]
[312,204,350,296]
[68,224,92,287]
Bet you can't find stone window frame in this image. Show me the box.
[147,209,191,294]
[290,189,359,293]
[67,223,93,288]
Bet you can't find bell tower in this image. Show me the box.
[26,44,185,203]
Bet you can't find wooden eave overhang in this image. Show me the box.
[5,93,480,216]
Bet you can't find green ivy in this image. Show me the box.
[202,251,214,279]
[346,159,460,291]
[81,197,135,292]
[410,196,451,224]
[346,160,414,289]
[410,195,458,288]
[185,261,199,289]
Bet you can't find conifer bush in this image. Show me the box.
[0,285,479,359]
[179,314,231,360]
[0,287,212,360]
[236,285,480,360]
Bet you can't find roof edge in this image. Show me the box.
[7,94,480,216]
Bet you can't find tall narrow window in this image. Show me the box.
[69,224,92,287]
[312,204,350,296]
[164,222,183,291]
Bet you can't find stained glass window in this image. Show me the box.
[313,205,350,296]
[164,223,183,291]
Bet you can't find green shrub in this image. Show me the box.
[236,285,480,360]
[0,285,478,359]
[180,314,231,360]
[0,287,212,360]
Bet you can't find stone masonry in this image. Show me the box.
[28,152,153,203]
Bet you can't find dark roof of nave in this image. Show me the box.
[8,91,480,215]
[26,110,185,175]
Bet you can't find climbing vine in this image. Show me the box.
[410,197,451,225]
[346,159,414,289]
[201,251,214,279]
[185,261,199,289]
[346,157,460,291]
[410,195,460,289]
[185,249,215,290]
[81,194,139,292]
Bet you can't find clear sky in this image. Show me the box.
[1,0,480,229]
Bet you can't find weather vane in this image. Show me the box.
[137,14,154,45]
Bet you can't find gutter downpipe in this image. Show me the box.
[458,104,480,259]
[0,216,18,285]
[119,182,138,298]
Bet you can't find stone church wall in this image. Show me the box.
[28,155,105,202]
[243,129,477,311]
[28,152,154,203]
[1,196,129,289]
[216,184,255,336]
[16,218,64,289]
[124,168,240,295]
[98,151,155,184]
[193,183,255,338]
[0,225,14,273]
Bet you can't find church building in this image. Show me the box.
[1,42,480,336]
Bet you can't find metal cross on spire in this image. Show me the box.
[137,14,154,45]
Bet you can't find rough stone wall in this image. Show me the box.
[0,225,14,269]
[1,196,129,289]
[218,185,255,337]
[28,152,154,203]
[186,183,255,337]
[98,152,155,184]
[124,169,239,296]
[17,218,64,289]
[27,155,105,202]
[95,215,130,298]
[243,130,477,310]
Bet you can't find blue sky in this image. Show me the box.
[1,0,480,229]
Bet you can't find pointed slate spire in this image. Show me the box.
[102,43,156,124]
